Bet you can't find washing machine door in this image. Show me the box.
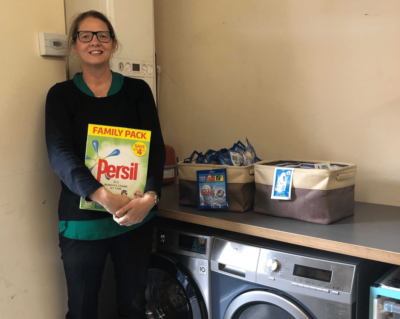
[146,253,207,319]
[224,290,313,319]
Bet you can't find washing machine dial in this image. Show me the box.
[157,231,166,244]
[266,259,281,272]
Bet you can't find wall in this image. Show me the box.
[155,0,400,207]
[0,0,67,318]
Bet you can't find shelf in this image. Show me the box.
[157,183,400,265]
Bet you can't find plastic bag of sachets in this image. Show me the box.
[183,138,259,166]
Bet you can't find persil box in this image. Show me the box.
[254,160,357,224]
[178,161,255,212]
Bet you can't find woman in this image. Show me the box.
[45,10,165,319]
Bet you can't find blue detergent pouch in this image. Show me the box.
[245,138,257,159]
[196,152,206,163]
[184,151,199,163]
[243,138,257,166]
[237,140,246,151]
[243,151,253,166]
[219,157,231,165]
[254,156,262,163]
[231,142,246,155]
[207,153,220,164]
[203,149,218,164]
[218,149,233,165]
[197,168,228,209]
[300,163,316,169]
[228,149,244,166]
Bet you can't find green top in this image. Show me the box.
[59,71,154,240]
[72,70,124,97]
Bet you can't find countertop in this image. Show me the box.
[157,182,400,265]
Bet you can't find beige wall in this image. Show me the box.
[0,0,67,318]
[155,0,400,207]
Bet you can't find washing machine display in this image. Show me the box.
[293,265,332,282]
[146,226,214,319]
[179,234,207,255]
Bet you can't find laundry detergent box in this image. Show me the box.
[80,124,151,211]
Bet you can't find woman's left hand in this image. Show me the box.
[113,195,155,226]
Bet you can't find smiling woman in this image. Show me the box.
[67,12,119,97]
[73,18,116,72]
[45,10,165,319]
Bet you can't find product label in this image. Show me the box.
[163,168,175,179]
[199,261,208,275]
[271,168,294,200]
[197,168,228,209]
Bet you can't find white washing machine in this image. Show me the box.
[211,232,391,319]
[146,222,214,319]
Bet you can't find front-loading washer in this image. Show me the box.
[211,232,391,319]
[146,221,214,319]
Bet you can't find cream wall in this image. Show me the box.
[155,0,400,207]
[0,0,67,318]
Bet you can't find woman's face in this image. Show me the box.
[73,17,116,68]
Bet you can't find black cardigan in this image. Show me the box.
[45,77,165,221]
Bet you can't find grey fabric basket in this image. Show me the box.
[178,161,255,212]
[254,160,357,224]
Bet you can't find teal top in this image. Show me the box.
[59,71,155,240]
[72,70,124,97]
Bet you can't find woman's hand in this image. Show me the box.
[113,195,155,226]
[88,187,131,215]
[103,193,132,215]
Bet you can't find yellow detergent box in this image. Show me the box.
[80,124,151,211]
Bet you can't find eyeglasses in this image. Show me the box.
[75,31,114,43]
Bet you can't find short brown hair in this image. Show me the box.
[68,10,119,51]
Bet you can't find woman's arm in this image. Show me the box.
[45,84,129,214]
[137,81,166,197]
[45,84,102,199]
[114,81,166,225]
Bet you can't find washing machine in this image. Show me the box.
[211,232,391,319]
[146,221,214,319]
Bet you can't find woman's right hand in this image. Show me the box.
[103,193,132,215]
[88,187,131,215]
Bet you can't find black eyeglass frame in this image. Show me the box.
[74,31,115,43]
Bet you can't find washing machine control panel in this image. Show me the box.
[257,249,355,293]
[155,228,214,260]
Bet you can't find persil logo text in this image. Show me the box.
[97,159,138,181]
